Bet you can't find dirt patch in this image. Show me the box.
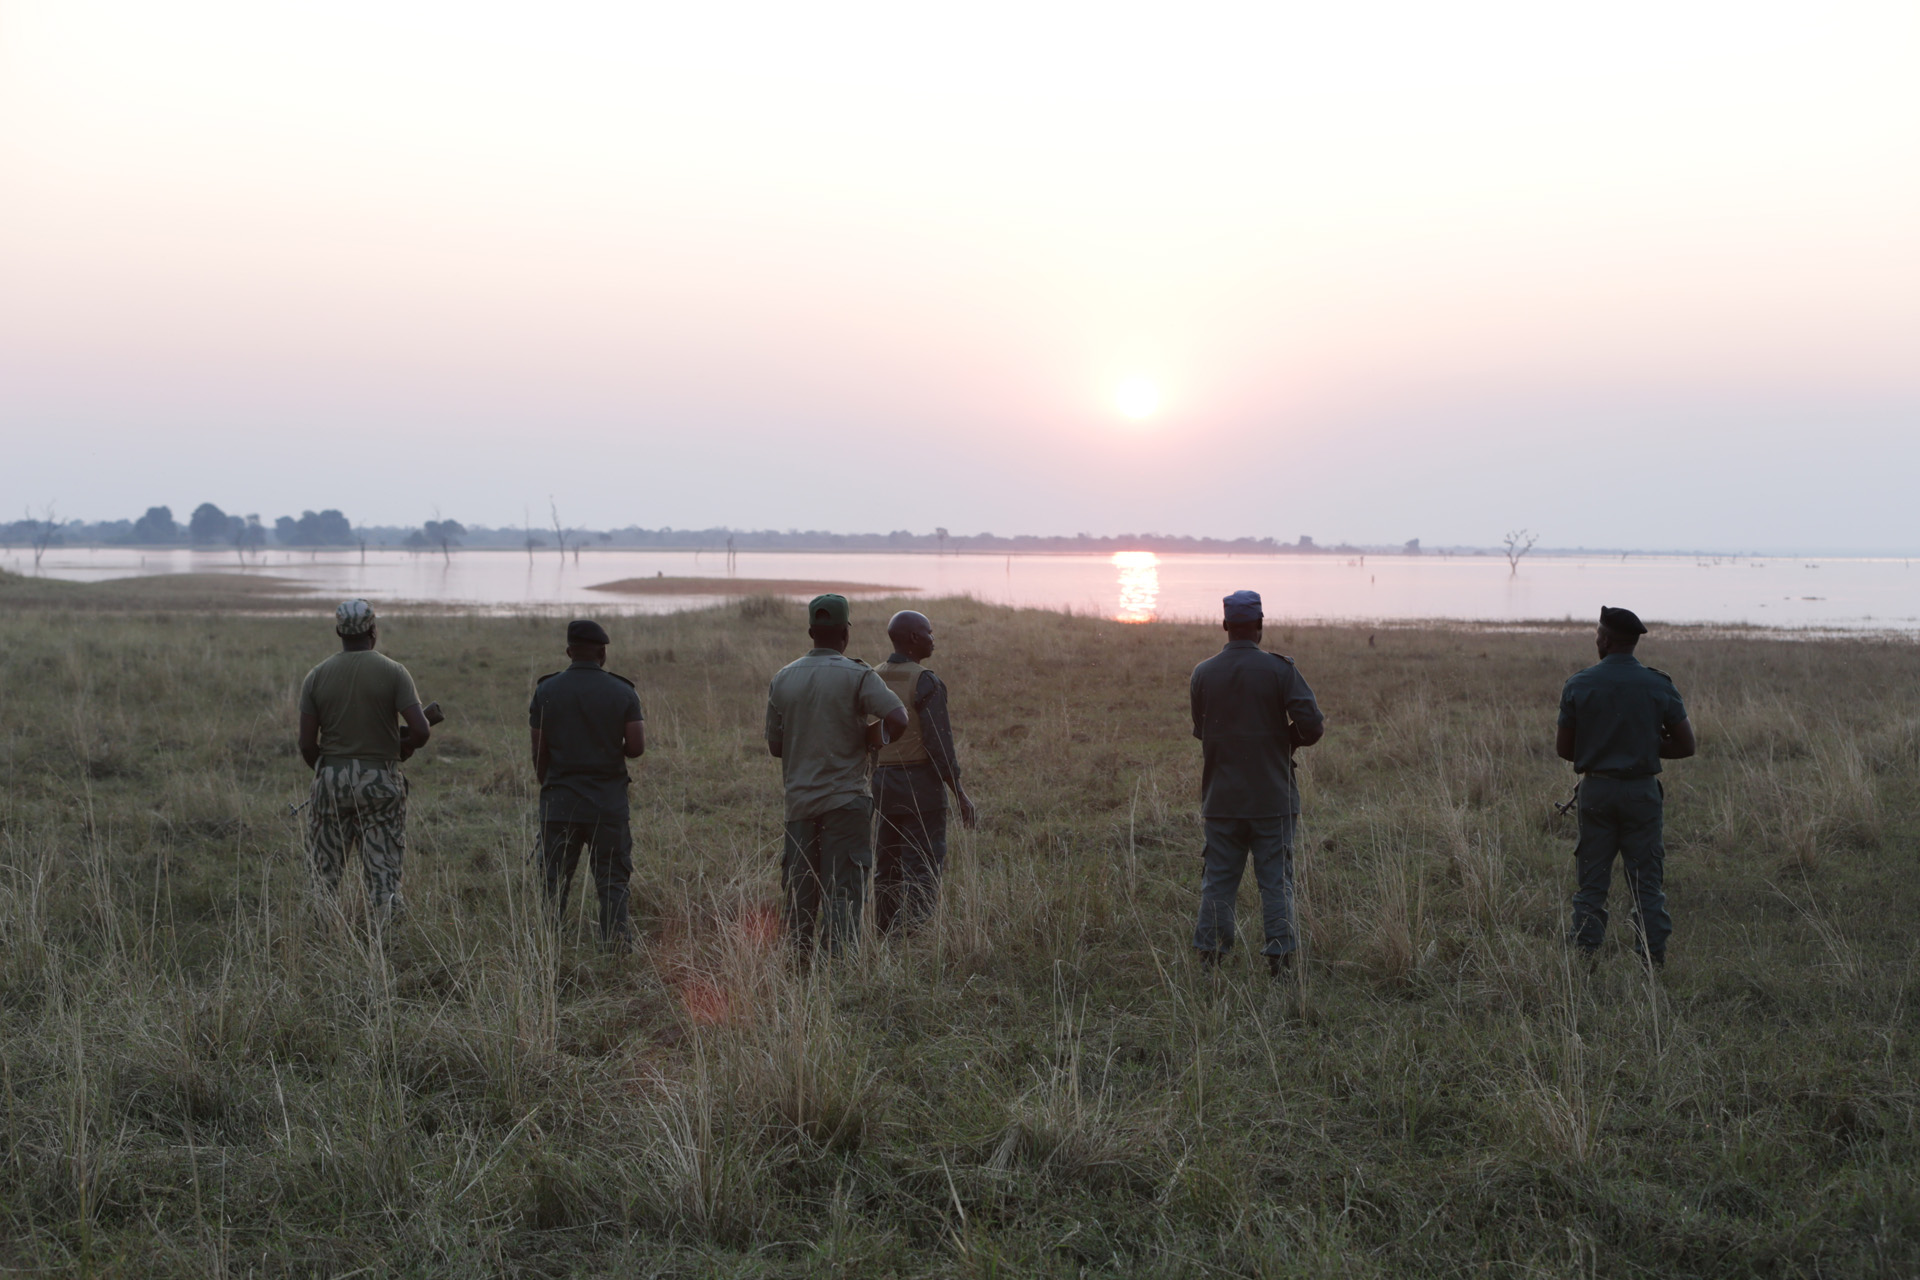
[587,576,913,596]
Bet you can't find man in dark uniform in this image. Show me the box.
[766,594,907,960]
[872,610,979,935]
[529,619,646,947]
[1189,590,1325,976]
[1557,605,1695,966]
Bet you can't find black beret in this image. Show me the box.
[1599,606,1647,636]
[567,619,611,645]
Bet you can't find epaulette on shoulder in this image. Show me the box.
[535,670,562,685]
[848,657,872,668]
[1267,651,1297,665]
[605,670,636,689]
[1646,666,1674,682]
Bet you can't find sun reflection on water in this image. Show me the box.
[1112,550,1160,622]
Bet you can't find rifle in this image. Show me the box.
[1553,779,1580,819]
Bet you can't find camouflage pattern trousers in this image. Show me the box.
[307,758,408,915]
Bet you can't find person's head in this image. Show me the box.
[1221,589,1263,642]
[335,599,378,650]
[886,609,935,661]
[807,594,851,653]
[1595,605,1647,657]
[565,618,610,665]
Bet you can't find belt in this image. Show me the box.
[1584,769,1654,781]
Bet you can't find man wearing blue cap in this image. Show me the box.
[1556,606,1695,966]
[529,619,646,948]
[1189,590,1324,976]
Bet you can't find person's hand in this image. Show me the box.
[958,790,979,830]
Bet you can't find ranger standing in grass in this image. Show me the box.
[766,594,907,960]
[872,609,978,935]
[1557,606,1696,966]
[1189,590,1325,976]
[297,599,432,920]
[529,619,645,948]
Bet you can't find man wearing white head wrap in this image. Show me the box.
[297,600,433,919]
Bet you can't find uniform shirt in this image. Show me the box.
[1558,653,1688,778]
[874,653,961,815]
[299,650,421,764]
[765,649,905,822]
[528,661,645,822]
[1189,640,1324,818]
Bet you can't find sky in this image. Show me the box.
[2,0,1916,552]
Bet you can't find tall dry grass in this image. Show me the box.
[0,596,1915,1274]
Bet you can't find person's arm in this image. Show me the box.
[1660,718,1696,759]
[858,669,908,745]
[919,673,977,829]
[766,695,783,759]
[531,727,550,783]
[299,712,322,769]
[398,704,432,761]
[1284,669,1325,750]
[1190,671,1205,741]
[1556,683,1578,764]
[625,720,645,759]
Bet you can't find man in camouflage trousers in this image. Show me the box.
[297,600,433,919]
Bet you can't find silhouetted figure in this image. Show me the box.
[1556,606,1695,966]
[1189,590,1324,977]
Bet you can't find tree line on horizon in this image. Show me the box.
[5,504,1438,559]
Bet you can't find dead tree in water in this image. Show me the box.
[549,498,573,563]
[27,504,58,570]
[1503,529,1539,575]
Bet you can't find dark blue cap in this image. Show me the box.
[1223,590,1263,624]
[567,619,611,645]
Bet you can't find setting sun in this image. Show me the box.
[1115,377,1161,422]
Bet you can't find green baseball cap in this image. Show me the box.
[807,593,851,627]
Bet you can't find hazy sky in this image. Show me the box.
[3,1,1916,551]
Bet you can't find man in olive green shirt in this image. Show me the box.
[297,599,432,919]
[1556,605,1695,965]
[766,594,906,960]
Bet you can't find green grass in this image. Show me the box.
[0,594,1916,1276]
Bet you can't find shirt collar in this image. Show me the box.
[806,647,842,658]
[566,659,603,671]
[1224,639,1262,650]
[887,651,913,664]
[1600,653,1641,666]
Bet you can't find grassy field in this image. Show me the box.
[1,579,1916,1277]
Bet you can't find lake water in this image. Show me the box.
[8,545,1919,632]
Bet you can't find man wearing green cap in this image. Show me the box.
[766,593,908,959]
[1556,606,1696,965]
[297,599,433,919]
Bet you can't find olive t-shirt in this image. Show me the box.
[765,650,904,821]
[298,650,421,764]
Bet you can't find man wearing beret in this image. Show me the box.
[530,619,646,948]
[1557,606,1696,966]
[298,599,433,921]
[1189,590,1325,976]
[766,594,908,960]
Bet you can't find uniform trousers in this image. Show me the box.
[1569,774,1671,960]
[782,799,872,958]
[308,758,408,916]
[541,815,634,946]
[1193,814,1298,957]
[873,764,949,935]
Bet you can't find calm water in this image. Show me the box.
[8,546,1919,631]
